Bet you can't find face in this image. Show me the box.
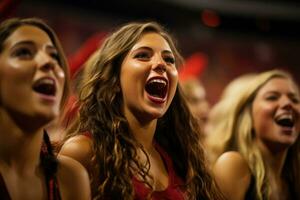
[186,83,210,124]
[252,77,300,149]
[0,25,65,126]
[120,32,178,122]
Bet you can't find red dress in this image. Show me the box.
[133,143,186,200]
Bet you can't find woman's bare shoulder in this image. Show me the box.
[213,151,251,200]
[57,155,91,200]
[59,134,93,170]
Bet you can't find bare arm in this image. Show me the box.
[213,151,251,200]
[57,155,91,200]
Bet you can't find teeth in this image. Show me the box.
[277,114,294,121]
[148,79,167,86]
[40,79,54,85]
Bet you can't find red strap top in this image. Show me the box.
[133,143,186,200]
[82,132,186,199]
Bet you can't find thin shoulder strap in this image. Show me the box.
[0,173,11,200]
[41,130,61,200]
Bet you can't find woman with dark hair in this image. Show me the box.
[59,21,224,200]
[0,18,90,199]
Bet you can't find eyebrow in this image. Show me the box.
[132,46,173,55]
[264,90,298,97]
[11,40,56,50]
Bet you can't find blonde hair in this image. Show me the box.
[206,73,256,163]
[207,69,300,199]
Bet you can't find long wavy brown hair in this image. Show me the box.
[65,21,224,200]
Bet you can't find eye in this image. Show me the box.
[265,94,279,101]
[50,52,60,62]
[290,96,300,104]
[164,56,175,64]
[13,47,33,59]
[134,52,151,60]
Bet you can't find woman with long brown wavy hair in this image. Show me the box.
[59,21,224,200]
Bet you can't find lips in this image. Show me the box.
[32,77,56,96]
[145,77,168,103]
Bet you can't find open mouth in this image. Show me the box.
[275,114,295,128]
[145,77,168,100]
[32,78,56,96]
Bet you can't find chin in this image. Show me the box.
[141,110,165,122]
[35,110,59,124]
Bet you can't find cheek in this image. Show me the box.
[57,69,66,89]
[168,68,178,91]
[252,103,275,134]
[253,101,275,119]
[295,105,300,132]
[57,68,65,80]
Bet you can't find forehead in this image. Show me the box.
[131,32,172,52]
[257,77,299,96]
[4,25,53,48]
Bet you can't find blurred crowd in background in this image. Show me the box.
[2,0,300,104]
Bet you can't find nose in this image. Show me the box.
[37,51,56,71]
[153,55,167,74]
[281,95,293,110]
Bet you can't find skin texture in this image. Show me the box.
[0,22,90,200]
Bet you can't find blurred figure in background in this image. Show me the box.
[180,78,210,137]
[205,73,255,164]
[0,18,90,199]
[211,69,300,200]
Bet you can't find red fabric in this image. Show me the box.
[81,133,185,199]
[179,52,208,81]
[63,94,79,126]
[133,143,185,200]
[68,32,106,78]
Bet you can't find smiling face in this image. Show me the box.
[0,25,65,126]
[120,32,178,123]
[252,77,300,150]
